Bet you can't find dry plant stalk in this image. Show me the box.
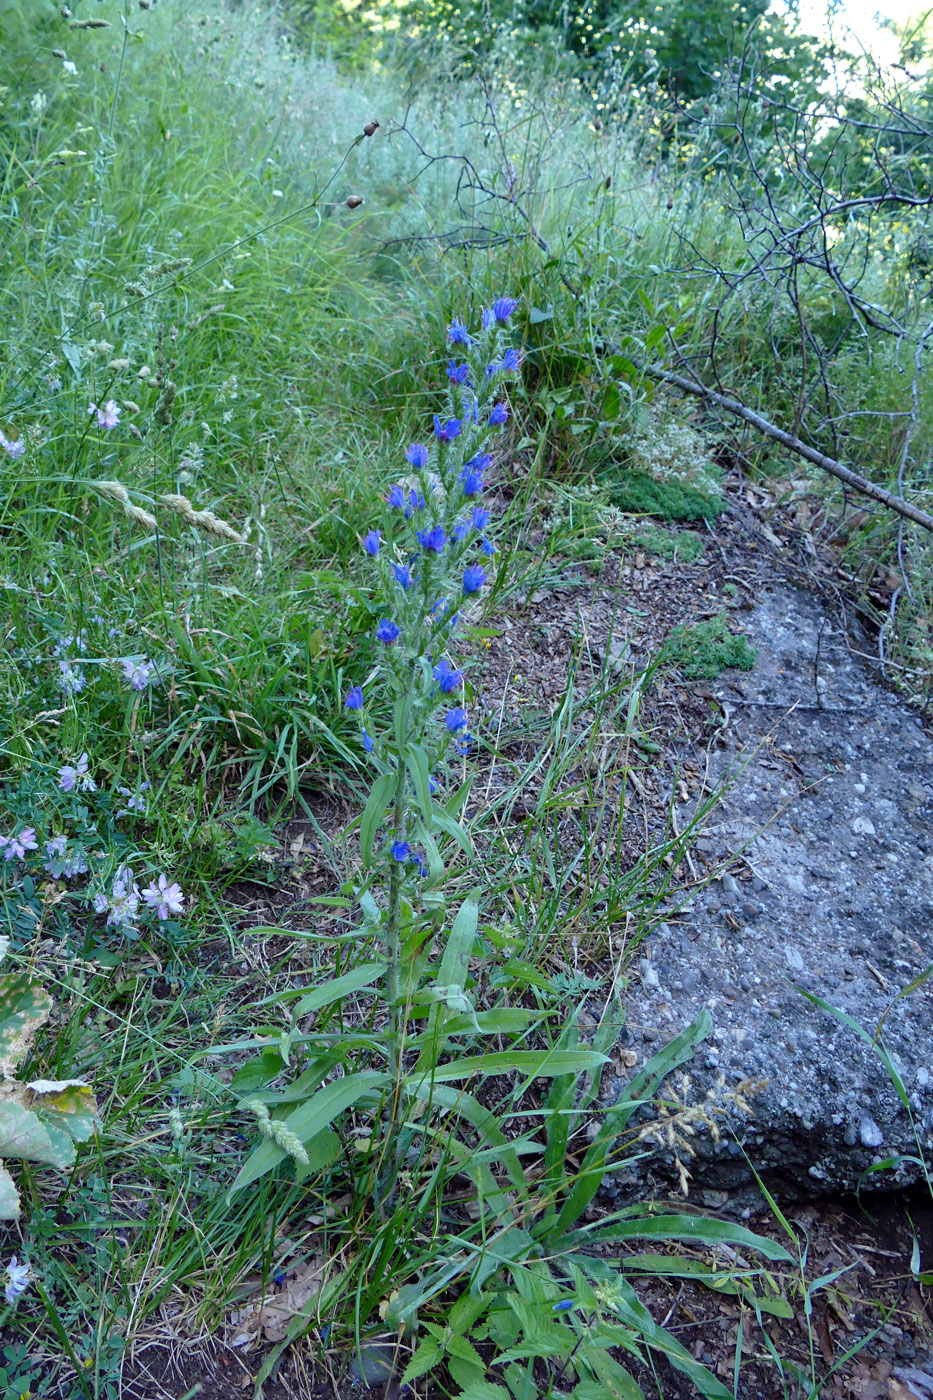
[87,479,157,531]
[87,480,244,542]
[160,492,244,542]
[636,1072,767,1195]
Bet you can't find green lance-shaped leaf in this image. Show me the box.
[359,773,396,867]
[415,900,478,1073]
[269,961,387,1018]
[228,1070,388,1196]
[0,974,53,1077]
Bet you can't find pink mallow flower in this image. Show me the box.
[89,399,120,430]
[143,874,185,921]
[0,828,39,862]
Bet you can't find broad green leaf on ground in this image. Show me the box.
[0,1099,62,1165]
[0,1162,20,1218]
[28,1081,98,1143]
[0,974,52,1077]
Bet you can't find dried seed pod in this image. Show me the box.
[362,120,379,137]
[346,195,364,210]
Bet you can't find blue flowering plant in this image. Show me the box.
[223,302,530,1223]
[341,299,519,1063]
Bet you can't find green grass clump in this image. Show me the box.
[633,522,705,561]
[667,613,758,677]
[605,468,724,521]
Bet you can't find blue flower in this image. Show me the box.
[552,1299,575,1313]
[452,519,469,542]
[500,346,521,371]
[463,564,487,595]
[363,530,381,557]
[489,402,509,426]
[433,659,463,692]
[392,563,413,589]
[482,307,494,330]
[465,451,491,474]
[471,506,490,531]
[389,484,407,510]
[391,840,411,862]
[413,854,428,878]
[376,618,401,644]
[407,488,426,516]
[345,685,363,710]
[433,415,462,442]
[481,537,496,556]
[484,363,499,378]
[428,776,439,795]
[455,732,472,754]
[492,296,518,322]
[459,468,484,497]
[416,525,446,554]
[446,707,468,732]
[447,362,470,384]
[361,729,375,752]
[406,443,429,470]
[448,318,471,346]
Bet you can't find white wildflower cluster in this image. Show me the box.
[630,405,721,499]
[44,834,89,879]
[58,751,96,793]
[0,828,38,862]
[1,742,184,935]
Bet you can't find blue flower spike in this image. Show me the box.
[406,443,429,470]
[463,564,487,595]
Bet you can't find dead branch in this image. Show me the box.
[635,361,933,534]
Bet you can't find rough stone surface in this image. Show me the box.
[612,579,933,1198]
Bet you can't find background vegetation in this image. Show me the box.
[0,0,930,1394]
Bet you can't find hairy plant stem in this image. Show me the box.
[379,744,409,1215]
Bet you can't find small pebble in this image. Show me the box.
[858,1114,884,1148]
